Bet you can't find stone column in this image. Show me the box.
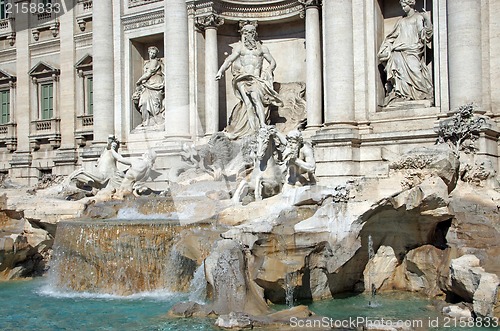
[196,14,224,136]
[312,0,358,181]
[322,0,354,126]
[447,0,482,110]
[300,0,322,129]
[55,2,78,174]
[10,10,35,185]
[164,0,191,139]
[92,0,114,143]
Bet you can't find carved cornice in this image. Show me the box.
[193,0,304,22]
[195,13,224,30]
[128,0,162,9]
[0,48,16,63]
[29,38,61,57]
[74,32,92,50]
[122,8,164,31]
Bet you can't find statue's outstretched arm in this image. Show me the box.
[216,47,241,80]
[111,149,132,166]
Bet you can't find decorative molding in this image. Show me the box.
[76,0,93,32]
[298,0,321,19]
[0,48,16,62]
[0,123,17,152]
[128,0,162,9]
[31,13,60,41]
[74,32,92,50]
[10,152,32,167]
[122,9,164,31]
[29,38,61,57]
[29,118,62,150]
[195,13,224,31]
[75,54,93,75]
[0,18,16,46]
[0,68,16,85]
[298,0,321,8]
[29,61,60,81]
[193,0,304,22]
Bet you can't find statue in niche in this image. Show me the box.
[283,130,316,187]
[216,21,283,139]
[132,46,165,129]
[377,0,433,106]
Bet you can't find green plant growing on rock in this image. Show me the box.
[436,103,485,157]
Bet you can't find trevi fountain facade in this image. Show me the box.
[0,0,499,329]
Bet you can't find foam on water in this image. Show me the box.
[116,207,170,220]
[0,278,218,331]
[38,283,182,301]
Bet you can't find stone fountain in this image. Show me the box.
[0,101,498,329]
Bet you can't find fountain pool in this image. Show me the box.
[1,279,494,331]
[0,278,217,331]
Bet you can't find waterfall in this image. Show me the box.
[188,261,207,303]
[285,271,297,308]
[368,235,375,260]
[48,219,196,296]
[368,234,377,307]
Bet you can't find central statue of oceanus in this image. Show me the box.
[216,21,283,139]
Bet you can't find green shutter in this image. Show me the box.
[87,77,93,115]
[0,90,9,124]
[41,83,53,119]
[0,0,6,20]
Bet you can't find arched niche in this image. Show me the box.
[375,0,435,110]
[129,34,164,131]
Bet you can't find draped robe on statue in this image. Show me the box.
[225,73,283,139]
[378,12,433,105]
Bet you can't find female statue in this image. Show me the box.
[378,0,433,106]
[132,46,165,127]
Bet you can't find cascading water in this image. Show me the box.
[284,271,297,308]
[367,234,377,307]
[48,219,196,296]
[188,261,207,303]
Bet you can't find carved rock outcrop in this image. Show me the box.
[447,254,500,318]
[204,239,269,315]
[0,195,53,279]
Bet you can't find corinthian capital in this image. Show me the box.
[195,13,224,31]
[299,0,322,8]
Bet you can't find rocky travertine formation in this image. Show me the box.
[0,144,498,321]
[0,193,55,280]
[173,145,499,320]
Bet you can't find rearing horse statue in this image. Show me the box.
[233,125,287,203]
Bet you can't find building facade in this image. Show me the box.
[0,0,498,186]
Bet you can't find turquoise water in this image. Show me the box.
[0,278,217,331]
[300,292,499,331]
[1,279,498,331]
